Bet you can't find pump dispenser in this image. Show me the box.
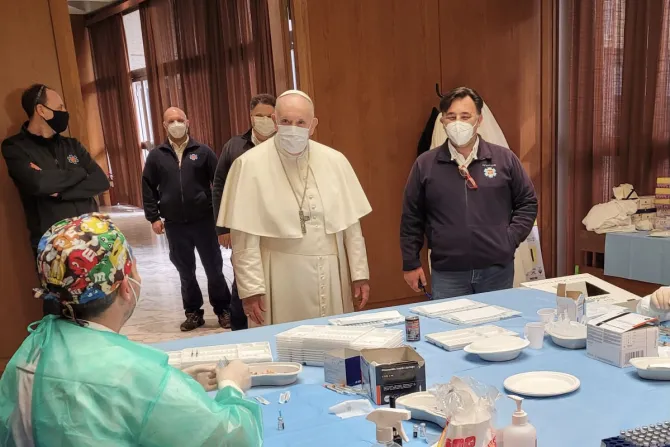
[501,395,537,447]
[366,408,411,447]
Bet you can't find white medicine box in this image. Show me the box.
[586,311,658,368]
[556,282,585,322]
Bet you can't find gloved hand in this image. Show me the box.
[182,364,217,392]
[216,359,251,392]
[651,287,670,311]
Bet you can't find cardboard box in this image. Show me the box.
[587,311,658,368]
[556,282,586,322]
[360,347,426,405]
[521,274,641,306]
[324,348,361,387]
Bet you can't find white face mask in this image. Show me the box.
[445,121,476,147]
[252,116,276,137]
[276,125,310,154]
[167,121,188,139]
[128,277,142,306]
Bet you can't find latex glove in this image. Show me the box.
[152,220,165,235]
[182,364,217,392]
[651,287,670,311]
[403,267,426,293]
[242,295,266,325]
[218,233,232,249]
[216,359,251,392]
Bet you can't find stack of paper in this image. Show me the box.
[329,310,405,327]
[410,299,484,318]
[167,342,273,369]
[276,325,404,366]
[426,325,519,351]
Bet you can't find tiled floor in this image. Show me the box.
[103,206,233,344]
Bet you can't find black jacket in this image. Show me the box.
[1,124,110,247]
[212,130,255,235]
[142,137,218,224]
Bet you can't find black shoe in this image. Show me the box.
[218,311,232,329]
[180,313,205,332]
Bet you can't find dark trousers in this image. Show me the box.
[230,281,248,331]
[431,263,514,300]
[164,218,231,316]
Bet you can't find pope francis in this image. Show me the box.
[218,90,372,326]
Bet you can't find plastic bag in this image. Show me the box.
[431,377,501,447]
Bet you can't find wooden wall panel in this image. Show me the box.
[0,0,87,371]
[438,0,555,276]
[293,0,441,306]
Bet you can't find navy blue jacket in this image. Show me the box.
[142,138,218,224]
[401,138,538,272]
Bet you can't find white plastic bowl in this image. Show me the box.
[464,336,530,362]
[630,357,670,380]
[248,362,302,387]
[546,322,587,350]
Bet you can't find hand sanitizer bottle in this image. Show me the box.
[366,408,411,447]
[502,395,537,447]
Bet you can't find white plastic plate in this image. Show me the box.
[630,357,670,380]
[249,362,303,387]
[503,371,580,397]
[463,335,529,362]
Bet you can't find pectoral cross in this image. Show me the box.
[299,210,310,234]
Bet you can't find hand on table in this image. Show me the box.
[182,364,217,392]
[353,280,370,310]
[242,295,266,325]
[218,233,232,249]
[403,267,427,293]
[151,220,165,235]
[216,359,251,392]
[651,286,670,311]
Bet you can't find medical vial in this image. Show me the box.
[405,316,420,342]
[413,424,418,438]
[277,411,285,431]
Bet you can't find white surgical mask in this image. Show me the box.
[252,116,276,137]
[167,122,188,139]
[128,277,142,305]
[276,125,310,154]
[445,121,476,147]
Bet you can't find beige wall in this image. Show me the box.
[0,0,89,371]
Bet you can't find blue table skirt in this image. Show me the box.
[152,288,669,447]
[605,232,670,285]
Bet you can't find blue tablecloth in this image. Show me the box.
[605,232,670,285]
[152,288,670,447]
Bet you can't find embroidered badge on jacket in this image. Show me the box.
[483,166,497,178]
[67,154,79,164]
[189,154,198,161]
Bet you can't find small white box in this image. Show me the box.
[587,311,659,368]
[556,282,585,322]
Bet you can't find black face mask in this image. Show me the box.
[40,105,70,134]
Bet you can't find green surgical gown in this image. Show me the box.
[0,315,263,446]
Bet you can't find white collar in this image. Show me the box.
[448,136,479,163]
[81,320,115,333]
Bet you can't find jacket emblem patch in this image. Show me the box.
[483,167,497,178]
[67,154,79,164]
[189,154,198,161]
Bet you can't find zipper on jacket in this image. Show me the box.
[179,161,186,222]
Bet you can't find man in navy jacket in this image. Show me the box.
[401,87,537,299]
[142,107,231,331]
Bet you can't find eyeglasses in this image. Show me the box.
[458,165,478,190]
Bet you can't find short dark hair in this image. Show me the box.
[439,87,484,115]
[22,84,49,118]
[250,93,276,110]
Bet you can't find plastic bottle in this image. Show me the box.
[366,408,411,447]
[501,395,537,447]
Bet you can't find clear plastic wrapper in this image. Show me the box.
[431,377,501,447]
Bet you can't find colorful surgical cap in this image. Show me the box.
[34,213,133,305]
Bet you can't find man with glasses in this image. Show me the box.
[400,87,537,299]
[1,84,109,260]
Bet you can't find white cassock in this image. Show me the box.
[218,137,372,325]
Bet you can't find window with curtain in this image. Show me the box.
[140,0,276,155]
[565,0,670,272]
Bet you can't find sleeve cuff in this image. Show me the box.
[216,226,230,235]
[217,379,244,394]
[403,260,422,272]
